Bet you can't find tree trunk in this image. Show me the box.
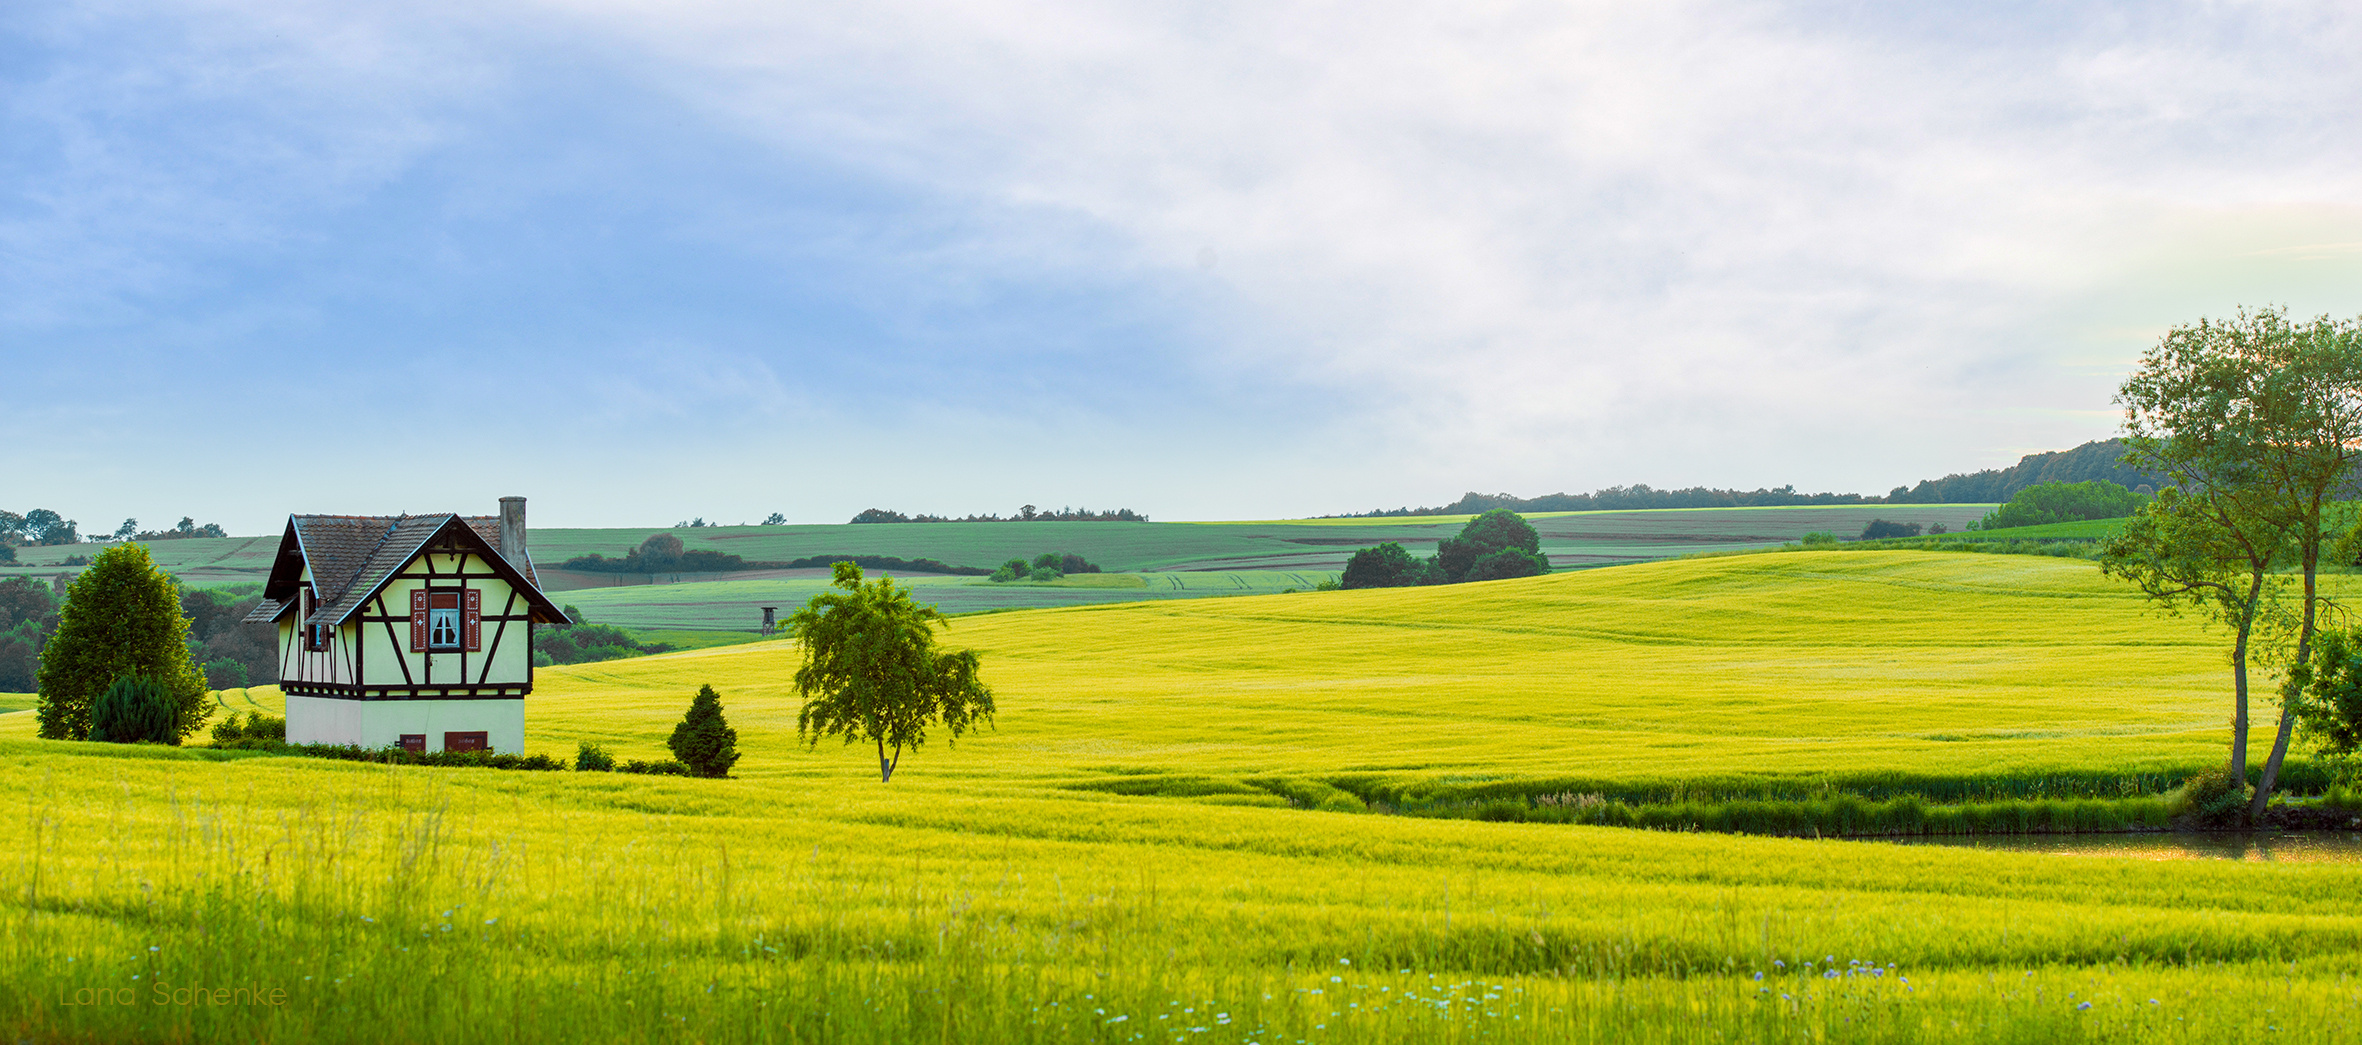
[2252,544,2321,820]
[2230,591,2253,784]
[878,735,895,782]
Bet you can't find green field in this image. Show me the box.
[12,549,2362,1041]
[0,505,1993,609]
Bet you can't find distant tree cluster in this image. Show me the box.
[1977,481,2148,531]
[0,576,62,692]
[1341,510,1552,589]
[127,517,231,541]
[1,573,271,694]
[1,510,231,547]
[533,605,671,666]
[851,505,1148,523]
[561,533,748,574]
[989,552,1102,583]
[0,509,81,546]
[180,585,279,689]
[1858,519,1923,540]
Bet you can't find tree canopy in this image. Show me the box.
[786,562,994,782]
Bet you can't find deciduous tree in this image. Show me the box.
[787,562,993,782]
[35,543,209,741]
[2116,306,2362,817]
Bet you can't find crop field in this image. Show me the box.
[557,569,1347,630]
[14,549,2356,1042]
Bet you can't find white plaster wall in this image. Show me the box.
[284,696,526,754]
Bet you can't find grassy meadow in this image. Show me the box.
[11,549,2362,1041]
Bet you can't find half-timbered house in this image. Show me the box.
[245,497,569,754]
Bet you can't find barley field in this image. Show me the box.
[9,549,2360,1042]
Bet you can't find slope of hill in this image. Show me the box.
[12,549,2359,1043]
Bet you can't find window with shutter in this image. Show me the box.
[427,591,462,651]
[409,590,429,652]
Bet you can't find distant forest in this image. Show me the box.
[1332,440,2164,516]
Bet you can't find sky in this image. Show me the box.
[7,1,2362,532]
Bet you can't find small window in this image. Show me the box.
[305,623,332,652]
[427,592,462,651]
[444,731,488,753]
[399,734,426,753]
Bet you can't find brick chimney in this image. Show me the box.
[499,497,527,565]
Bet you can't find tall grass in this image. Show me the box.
[12,743,2362,1042]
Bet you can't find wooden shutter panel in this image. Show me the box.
[410,589,428,653]
[463,589,482,652]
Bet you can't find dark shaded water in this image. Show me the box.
[1882,831,2362,863]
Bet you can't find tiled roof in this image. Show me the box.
[244,513,555,628]
[242,597,293,625]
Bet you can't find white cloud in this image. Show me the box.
[12,1,2362,525]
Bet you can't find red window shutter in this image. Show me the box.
[463,589,482,652]
[410,589,428,653]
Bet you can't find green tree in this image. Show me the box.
[668,684,740,778]
[36,543,209,741]
[89,676,179,744]
[2117,306,2362,818]
[1340,542,1431,589]
[787,562,994,782]
[1436,509,1545,582]
[2101,486,2291,790]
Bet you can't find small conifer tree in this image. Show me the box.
[668,684,739,778]
[90,676,179,744]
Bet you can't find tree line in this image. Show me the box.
[1325,438,2170,518]
[851,505,1148,523]
[1341,510,1552,588]
[1,510,231,551]
[1,572,273,694]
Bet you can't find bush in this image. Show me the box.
[668,684,740,778]
[2177,763,2252,827]
[91,676,181,744]
[201,657,248,690]
[1859,519,1922,540]
[575,741,616,772]
[1800,532,1837,546]
[209,711,285,745]
[287,744,566,770]
[619,759,691,776]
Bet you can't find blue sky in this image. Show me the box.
[8,1,2362,532]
